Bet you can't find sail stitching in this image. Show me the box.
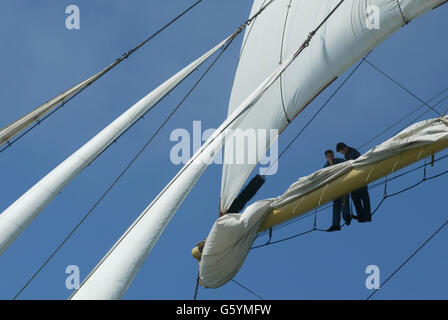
[279,0,294,124]
[396,0,409,25]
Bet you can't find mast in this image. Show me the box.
[0,37,231,256]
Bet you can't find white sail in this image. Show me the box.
[220,0,446,213]
[0,36,231,256]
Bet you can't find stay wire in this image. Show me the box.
[366,217,448,300]
[231,279,265,300]
[362,58,442,117]
[358,87,448,150]
[193,271,200,300]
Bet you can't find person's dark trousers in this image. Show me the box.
[351,186,371,219]
[332,195,351,227]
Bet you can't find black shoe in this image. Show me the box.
[345,216,352,226]
[327,225,341,232]
[352,215,360,221]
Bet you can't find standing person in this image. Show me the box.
[323,150,351,232]
[336,143,372,222]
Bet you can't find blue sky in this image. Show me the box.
[0,0,447,300]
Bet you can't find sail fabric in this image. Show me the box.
[220,0,445,213]
[201,116,448,288]
[0,60,121,147]
[199,200,271,289]
[0,36,232,256]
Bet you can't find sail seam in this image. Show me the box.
[237,0,269,64]
[279,0,294,124]
[396,0,409,25]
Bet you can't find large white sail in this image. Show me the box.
[0,36,231,256]
[220,0,446,213]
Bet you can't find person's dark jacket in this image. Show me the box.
[344,147,361,161]
[323,157,345,168]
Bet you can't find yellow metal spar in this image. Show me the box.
[259,139,448,231]
[192,132,448,261]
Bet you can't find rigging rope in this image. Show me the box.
[193,271,200,300]
[0,0,205,155]
[366,218,448,300]
[231,279,265,300]
[358,88,448,149]
[362,58,442,117]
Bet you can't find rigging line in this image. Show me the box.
[396,94,448,135]
[70,0,289,298]
[193,271,200,300]
[231,279,265,300]
[12,36,234,301]
[362,58,442,117]
[358,87,448,150]
[0,0,206,155]
[264,52,369,176]
[366,218,448,300]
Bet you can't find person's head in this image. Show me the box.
[324,149,335,162]
[336,142,348,155]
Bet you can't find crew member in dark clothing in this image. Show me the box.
[336,142,372,222]
[323,150,351,232]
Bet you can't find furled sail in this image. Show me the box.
[0,36,232,256]
[220,0,446,213]
[0,61,119,148]
[200,116,448,288]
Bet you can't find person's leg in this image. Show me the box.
[360,187,371,220]
[342,195,351,224]
[332,199,342,227]
[351,192,363,218]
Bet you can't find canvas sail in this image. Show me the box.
[0,61,122,148]
[220,0,446,213]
